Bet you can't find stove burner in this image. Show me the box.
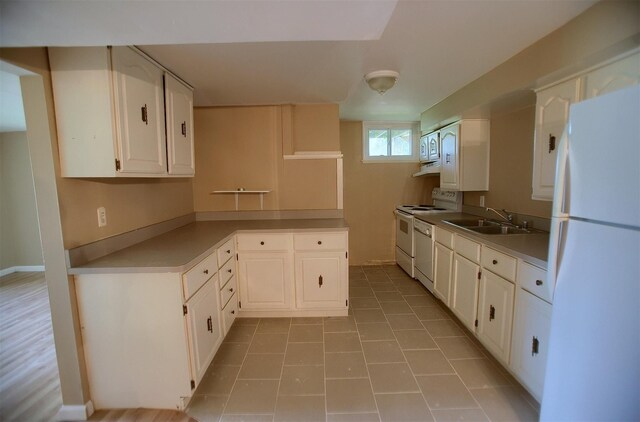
[412,206,436,211]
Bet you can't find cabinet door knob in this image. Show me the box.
[536,279,543,286]
[181,121,187,137]
[317,240,322,245]
[318,275,323,287]
[445,153,451,164]
[549,134,556,153]
[532,336,539,356]
[229,288,234,293]
[141,104,148,125]
[226,249,231,254]
[228,269,232,273]
[492,259,498,265]
[207,316,213,333]
[489,305,495,321]
[260,241,265,245]
[231,310,235,315]
[204,269,209,274]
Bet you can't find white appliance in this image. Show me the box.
[413,218,434,292]
[394,188,462,278]
[541,86,639,421]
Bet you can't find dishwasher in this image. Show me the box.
[414,218,435,293]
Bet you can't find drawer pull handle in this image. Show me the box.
[492,259,498,265]
[549,134,556,153]
[141,104,148,125]
[181,121,187,137]
[260,241,265,245]
[319,275,323,287]
[532,336,539,356]
[536,279,543,286]
[207,316,213,333]
[204,269,209,275]
[226,249,231,254]
[231,310,235,315]
[229,288,234,293]
[317,240,322,245]
[489,305,495,321]
[228,269,232,273]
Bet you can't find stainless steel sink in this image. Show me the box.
[443,219,544,235]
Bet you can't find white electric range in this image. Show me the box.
[394,188,462,289]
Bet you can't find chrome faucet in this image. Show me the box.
[486,207,513,224]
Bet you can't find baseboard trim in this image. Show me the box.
[0,265,45,277]
[55,400,94,421]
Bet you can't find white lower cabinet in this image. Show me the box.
[451,253,480,331]
[237,231,348,316]
[238,251,293,310]
[511,287,552,401]
[75,256,222,410]
[433,242,453,306]
[477,270,515,364]
[295,252,345,309]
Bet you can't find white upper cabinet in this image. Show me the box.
[440,120,490,192]
[532,50,639,200]
[165,73,195,175]
[49,46,193,178]
[532,78,581,201]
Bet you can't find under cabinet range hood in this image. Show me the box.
[413,162,440,177]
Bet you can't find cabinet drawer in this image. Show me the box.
[237,233,292,251]
[482,247,517,282]
[222,293,238,335]
[183,253,218,301]
[220,276,237,308]
[219,257,235,286]
[217,237,235,266]
[434,227,454,249]
[294,232,347,251]
[455,235,481,263]
[518,261,552,303]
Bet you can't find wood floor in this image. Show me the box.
[0,271,62,422]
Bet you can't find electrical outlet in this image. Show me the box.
[479,195,485,207]
[97,207,107,227]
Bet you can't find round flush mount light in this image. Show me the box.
[364,70,399,95]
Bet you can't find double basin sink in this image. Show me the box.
[443,218,544,236]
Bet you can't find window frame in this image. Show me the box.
[362,121,419,163]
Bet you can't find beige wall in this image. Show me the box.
[464,106,552,218]
[193,105,338,212]
[292,104,340,152]
[0,131,44,269]
[341,121,438,265]
[421,0,640,130]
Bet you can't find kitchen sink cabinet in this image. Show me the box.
[450,253,480,332]
[49,46,194,178]
[439,120,490,192]
[74,252,222,410]
[433,238,454,306]
[477,269,515,365]
[532,50,639,201]
[511,287,552,401]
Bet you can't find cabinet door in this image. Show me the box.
[583,52,640,100]
[433,243,453,306]
[111,47,167,174]
[186,277,222,386]
[165,73,195,176]
[511,288,552,401]
[440,124,459,190]
[238,252,292,310]
[450,253,480,331]
[532,78,581,200]
[477,270,515,364]
[295,252,346,309]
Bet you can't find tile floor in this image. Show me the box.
[186,265,539,422]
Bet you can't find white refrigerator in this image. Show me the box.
[541,86,640,420]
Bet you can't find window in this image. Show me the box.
[362,122,419,162]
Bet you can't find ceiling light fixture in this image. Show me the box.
[364,70,399,95]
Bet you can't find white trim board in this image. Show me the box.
[0,265,45,277]
[55,400,94,421]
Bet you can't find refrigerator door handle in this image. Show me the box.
[547,218,568,300]
[552,128,570,218]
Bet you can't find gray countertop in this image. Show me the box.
[415,212,549,268]
[70,219,349,275]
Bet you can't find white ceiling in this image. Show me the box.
[0,0,597,122]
